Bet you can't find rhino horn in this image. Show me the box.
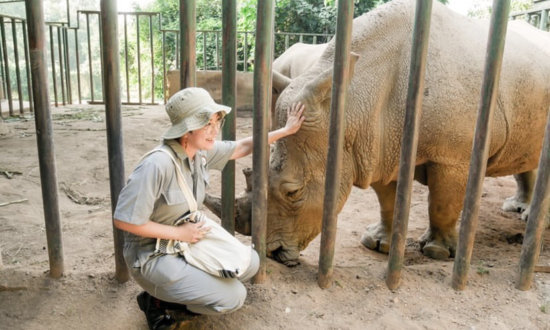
[204,193,222,218]
[202,168,254,236]
[272,70,292,95]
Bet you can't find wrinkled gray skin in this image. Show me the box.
[207,0,550,265]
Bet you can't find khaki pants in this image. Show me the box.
[127,247,260,315]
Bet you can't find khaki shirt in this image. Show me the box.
[114,139,236,247]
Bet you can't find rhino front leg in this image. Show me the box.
[361,181,397,254]
[419,164,468,260]
[502,170,536,218]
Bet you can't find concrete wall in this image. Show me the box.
[167,70,254,111]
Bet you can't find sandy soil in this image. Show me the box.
[1,104,549,330]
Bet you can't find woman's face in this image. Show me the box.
[185,113,224,152]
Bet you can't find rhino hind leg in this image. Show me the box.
[502,171,536,214]
[361,181,397,254]
[419,164,469,260]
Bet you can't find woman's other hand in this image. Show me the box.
[176,222,211,243]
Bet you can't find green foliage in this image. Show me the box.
[467,0,532,19]
[126,0,467,100]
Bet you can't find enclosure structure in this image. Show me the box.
[11,0,549,293]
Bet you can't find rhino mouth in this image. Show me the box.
[267,241,301,267]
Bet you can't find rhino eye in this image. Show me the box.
[286,189,299,198]
[281,182,304,203]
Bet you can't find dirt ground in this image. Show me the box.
[1,104,549,330]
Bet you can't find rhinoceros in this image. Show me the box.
[207,0,550,265]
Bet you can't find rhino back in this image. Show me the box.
[307,0,550,185]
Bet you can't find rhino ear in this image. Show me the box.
[272,70,292,95]
[305,51,360,103]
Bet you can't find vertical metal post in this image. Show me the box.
[75,29,82,104]
[0,32,4,117]
[215,31,219,70]
[57,27,66,106]
[203,31,207,70]
[26,0,64,279]
[66,0,70,26]
[318,0,354,289]
[244,32,248,72]
[49,25,58,107]
[284,34,289,50]
[176,32,179,70]
[86,13,94,102]
[149,15,154,104]
[313,35,317,44]
[162,31,166,104]
[22,21,34,113]
[540,10,548,31]
[63,28,72,104]
[180,0,196,88]
[452,0,511,291]
[251,0,275,284]
[221,0,237,234]
[11,19,23,113]
[386,0,433,290]
[100,0,130,284]
[1,18,13,114]
[515,107,550,290]
[299,34,303,43]
[124,14,130,103]
[136,15,142,103]
[98,14,105,101]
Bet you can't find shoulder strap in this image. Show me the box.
[139,147,198,212]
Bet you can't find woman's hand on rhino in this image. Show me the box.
[176,221,211,243]
[284,102,305,135]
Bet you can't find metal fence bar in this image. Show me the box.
[251,0,275,285]
[124,14,130,103]
[221,0,237,234]
[10,19,23,114]
[1,17,13,114]
[100,0,130,284]
[176,31,179,70]
[203,31,207,70]
[49,25,58,106]
[0,35,4,118]
[386,0,433,290]
[284,34,289,50]
[136,14,142,103]
[149,15,154,104]
[74,28,82,104]
[452,0,511,291]
[63,27,72,104]
[540,9,548,31]
[180,0,196,87]
[516,105,550,290]
[22,21,33,113]
[26,0,64,279]
[98,13,104,101]
[57,26,66,106]
[162,31,166,104]
[318,0,354,289]
[86,13,94,102]
[215,31,219,70]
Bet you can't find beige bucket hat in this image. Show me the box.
[162,87,232,139]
